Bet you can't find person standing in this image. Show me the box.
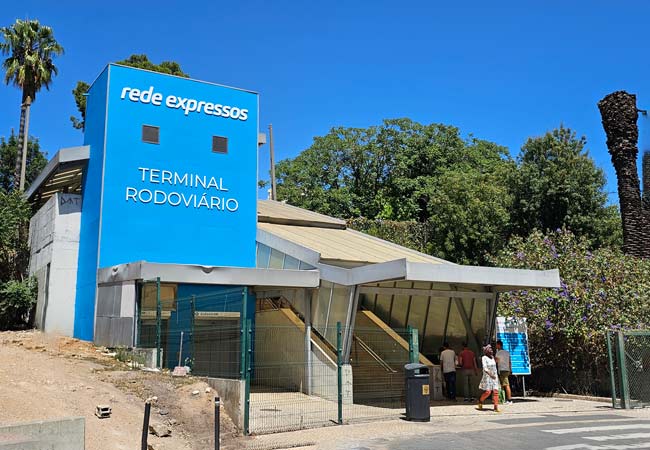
[440,342,457,401]
[478,344,500,412]
[458,342,478,402]
[496,340,513,405]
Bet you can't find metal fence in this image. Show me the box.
[248,321,419,434]
[135,281,424,435]
[606,330,650,409]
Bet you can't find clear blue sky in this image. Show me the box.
[2,1,650,202]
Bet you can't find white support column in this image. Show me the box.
[305,288,315,395]
[343,286,360,362]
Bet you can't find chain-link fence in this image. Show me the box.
[606,330,650,409]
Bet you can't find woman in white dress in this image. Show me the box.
[478,344,500,412]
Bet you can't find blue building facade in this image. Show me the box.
[74,64,259,340]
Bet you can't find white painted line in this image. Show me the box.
[543,424,650,435]
[546,442,650,450]
[586,434,650,442]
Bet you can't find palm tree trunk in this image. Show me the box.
[14,99,27,191]
[598,91,650,258]
[19,99,31,191]
[641,150,650,207]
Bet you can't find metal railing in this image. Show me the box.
[354,335,397,373]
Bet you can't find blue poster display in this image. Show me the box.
[496,317,531,375]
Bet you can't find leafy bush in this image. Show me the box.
[490,229,650,394]
[0,191,36,330]
[0,278,37,330]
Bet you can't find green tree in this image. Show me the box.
[275,119,512,221]
[0,19,63,191]
[0,190,36,329]
[71,54,189,130]
[509,126,622,248]
[70,81,89,130]
[0,132,47,192]
[275,119,514,263]
[425,168,512,264]
[117,54,189,77]
[491,229,650,394]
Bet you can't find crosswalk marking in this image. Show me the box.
[546,442,650,450]
[586,434,650,442]
[543,424,650,435]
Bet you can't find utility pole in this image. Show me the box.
[268,124,277,201]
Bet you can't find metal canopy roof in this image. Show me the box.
[97,261,319,288]
[25,146,90,208]
[258,222,449,266]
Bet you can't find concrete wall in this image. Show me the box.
[206,378,245,430]
[0,417,84,450]
[94,281,136,348]
[29,193,82,336]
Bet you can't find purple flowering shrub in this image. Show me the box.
[490,229,650,393]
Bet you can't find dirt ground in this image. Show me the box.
[0,330,239,450]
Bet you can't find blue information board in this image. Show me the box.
[496,317,531,375]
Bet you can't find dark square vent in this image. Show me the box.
[212,136,228,154]
[142,125,160,144]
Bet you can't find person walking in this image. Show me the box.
[458,342,478,402]
[440,342,458,401]
[477,344,500,412]
[496,340,513,405]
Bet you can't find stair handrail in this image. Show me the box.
[353,335,397,373]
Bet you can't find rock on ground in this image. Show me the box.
[0,330,239,450]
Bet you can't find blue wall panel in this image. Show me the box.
[165,285,255,370]
[72,64,259,341]
[99,65,258,268]
[73,66,109,340]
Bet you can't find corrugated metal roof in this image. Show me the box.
[257,221,449,265]
[258,200,346,229]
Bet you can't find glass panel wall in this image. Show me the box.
[421,298,449,362]
[269,248,285,269]
[255,243,315,271]
[408,295,428,339]
[390,294,410,329]
[358,283,493,364]
[325,283,351,343]
[283,254,300,270]
[375,294,392,322]
[256,243,271,269]
[312,280,332,334]
[470,298,487,347]
[445,300,468,350]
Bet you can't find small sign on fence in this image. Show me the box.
[496,317,531,375]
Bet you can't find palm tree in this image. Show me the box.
[598,91,650,258]
[0,19,63,191]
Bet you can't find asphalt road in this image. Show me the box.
[347,412,650,450]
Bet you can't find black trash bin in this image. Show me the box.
[404,363,431,422]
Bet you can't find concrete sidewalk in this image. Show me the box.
[238,397,650,450]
